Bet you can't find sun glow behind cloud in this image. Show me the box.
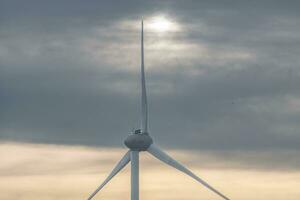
[82,16,254,77]
[147,16,180,33]
[1,142,300,200]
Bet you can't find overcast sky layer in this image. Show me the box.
[1,0,300,152]
[1,1,300,199]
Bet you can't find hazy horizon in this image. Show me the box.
[1,141,300,200]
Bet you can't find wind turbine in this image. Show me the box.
[87,21,231,200]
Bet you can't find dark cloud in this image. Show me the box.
[1,0,300,155]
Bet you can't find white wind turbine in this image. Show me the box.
[87,21,231,200]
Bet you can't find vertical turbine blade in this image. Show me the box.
[130,151,139,200]
[147,145,231,200]
[141,20,148,133]
[87,151,131,200]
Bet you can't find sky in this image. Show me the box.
[1,0,300,199]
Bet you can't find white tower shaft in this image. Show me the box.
[130,151,139,200]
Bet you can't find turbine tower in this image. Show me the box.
[87,21,231,200]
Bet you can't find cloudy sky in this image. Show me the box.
[1,0,300,199]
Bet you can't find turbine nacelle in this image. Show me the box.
[124,131,153,151]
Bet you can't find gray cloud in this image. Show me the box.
[1,0,300,154]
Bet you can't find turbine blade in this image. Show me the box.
[141,20,148,133]
[147,145,231,200]
[87,151,131,200]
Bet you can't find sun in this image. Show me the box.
[147,16,178,32]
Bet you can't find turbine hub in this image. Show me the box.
[124,130,153,151]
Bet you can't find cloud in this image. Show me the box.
[1,0,300,152]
